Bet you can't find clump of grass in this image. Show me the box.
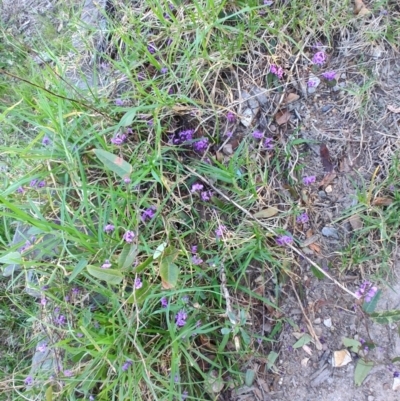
[1,0,400,400]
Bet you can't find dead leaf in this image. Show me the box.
[301,234,319,248]
[349,214,363,230]
[222,144,233,155]
[332,349,352,367]
[301,357,310,367]
[319,171,337,188]
[354,0,371,16]
[304,230,321,254]
[253,207,279,218]
[283,92,300,105]
[302,344,313,356]
[275,109,291,125]
[320,143,334,172]
[387,105,400,114]
[372,197,393,206]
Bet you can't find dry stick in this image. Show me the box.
[185,166,358,299]
[290,280,322,350]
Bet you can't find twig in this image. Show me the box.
[185,166,358,299]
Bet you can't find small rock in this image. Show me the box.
[332,85,340,92]
[240,108,255,127]
[325,185,333,193]
[322,226,339,239]
[314,318,321,324]
[249,86,269,107]
[321,104,333,113]
[318,191,327,199]
[323,318,332,328]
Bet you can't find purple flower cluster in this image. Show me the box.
[19,239,33,253]
[226,112,236,123]
[161,297,168,308]
[355,281,378,302]
[252,130,264,139]
[193,137,209,153]
[191,183,204,193]
[42,136,51,146]
[276,235,293,246]
[134,277,143,290]
[302,175,316,185]
[312,51,326,66]
[102,260,111,269]
[322,71,336,81]
[29,179,46,189]
[296,213,309,224]
[115,98,124,106]
[172,129,194,145]
[215,225,227,238]
[104,224,115,234]
[263,137,274,150]
[123,230,135,243]
[270,64,284,79]
[200,190,212,201]
[160,67,168,74]
[141,205,157,222]
[122,359,133,371]
[24,376,34,386]
[110,132,127,145]
[176,310,187,327]
[191,244,203,265]
[16,186,25,193]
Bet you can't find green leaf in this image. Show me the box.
[45,386,53,401]
[119,108,137,127]
[354,359,373,386]
[240,328,251,345]
[342,337,361,353]
[153,242,167,259]
[310,265,325,280]
[293,334,312,349]
[363,289,381,313]
[0,251,22,264]
[370,309,400,325]
[93,149,132,179]
[267,351,279,371]
[221,327,230,335]
[68,258,88,283]
[126,281,151,304]
[86,265,123,285]
[132,256,153,273]
[118,244,137,270]
[391,357,400,363]
[160,262,179,289]
[245,369,255,386]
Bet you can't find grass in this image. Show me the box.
[1,0,400,400]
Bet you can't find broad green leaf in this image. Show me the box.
[240,328,251,345]
[153,242,167,259]
[118,244,137,270]
[342,337,361,353]
[370,309,400,325]
[0,251,22,264]
[354,359,373,386]
[363,289,381,313]
[245,369,255,386]
[69,259,88,283]
[127,281,151,304]
[310,265,325,280]
[93,149,132,179]
[267,351,279,371]
[293,333,312,349]
[221,327,230,335]
[119,108,137,127]
[160,262,179,289]
[132,256,153,273]
[45,386,53,401]
[86,265,123,285]
[391,357,400,363]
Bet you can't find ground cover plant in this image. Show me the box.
[1,0,400,400]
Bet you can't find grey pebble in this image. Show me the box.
[322,226,339,239]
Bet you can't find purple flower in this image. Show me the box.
[77,332,84,338]
[16,186,25,193]
[191,245,198,254]
[200,190,212,201]
[37,343,47,352]
[322,71,336,81]
[148,43,156,54]
[276,235,293,246]
[182,390,189,401]
[42,136,51,146]
[302,176,316,185]
[263,137,274,150]
[55,314,66,325]
[172,129,195,144]
[191,183,204,193]
[30,179,38,188]
[89,396,95,401]
[264,0,273,5]
[161,297,168,308]
[122,360,133,371]
[215,225,227,238]
[63,370,73,377]
[176,310,187,327]
[174,374,180,383]
[160,67,168,74]
[225,131,233,138]
[104,224,115,234]
[252,130,264,139]
[192,255,203,265]
[123,230,135,243]
[115,98,124,106]
[394,371,400,378]
[270,64,284,79]
[226,112,236,123]
[312,51,326,66]
[193,137,209,153]
[141,205,157,222]
[101,260,112,269]
[19,240,31,253]
[307,79,317,87]
[147,119,153,126]
[355,280,378,301]
[137,72,145,81]
[296,213,309,224]
[166,38,173,45]
[37,180,46,188]
[110,133,127,145]
[24,376,33,386]
[134,277,143,290]
[123,177,131,184]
